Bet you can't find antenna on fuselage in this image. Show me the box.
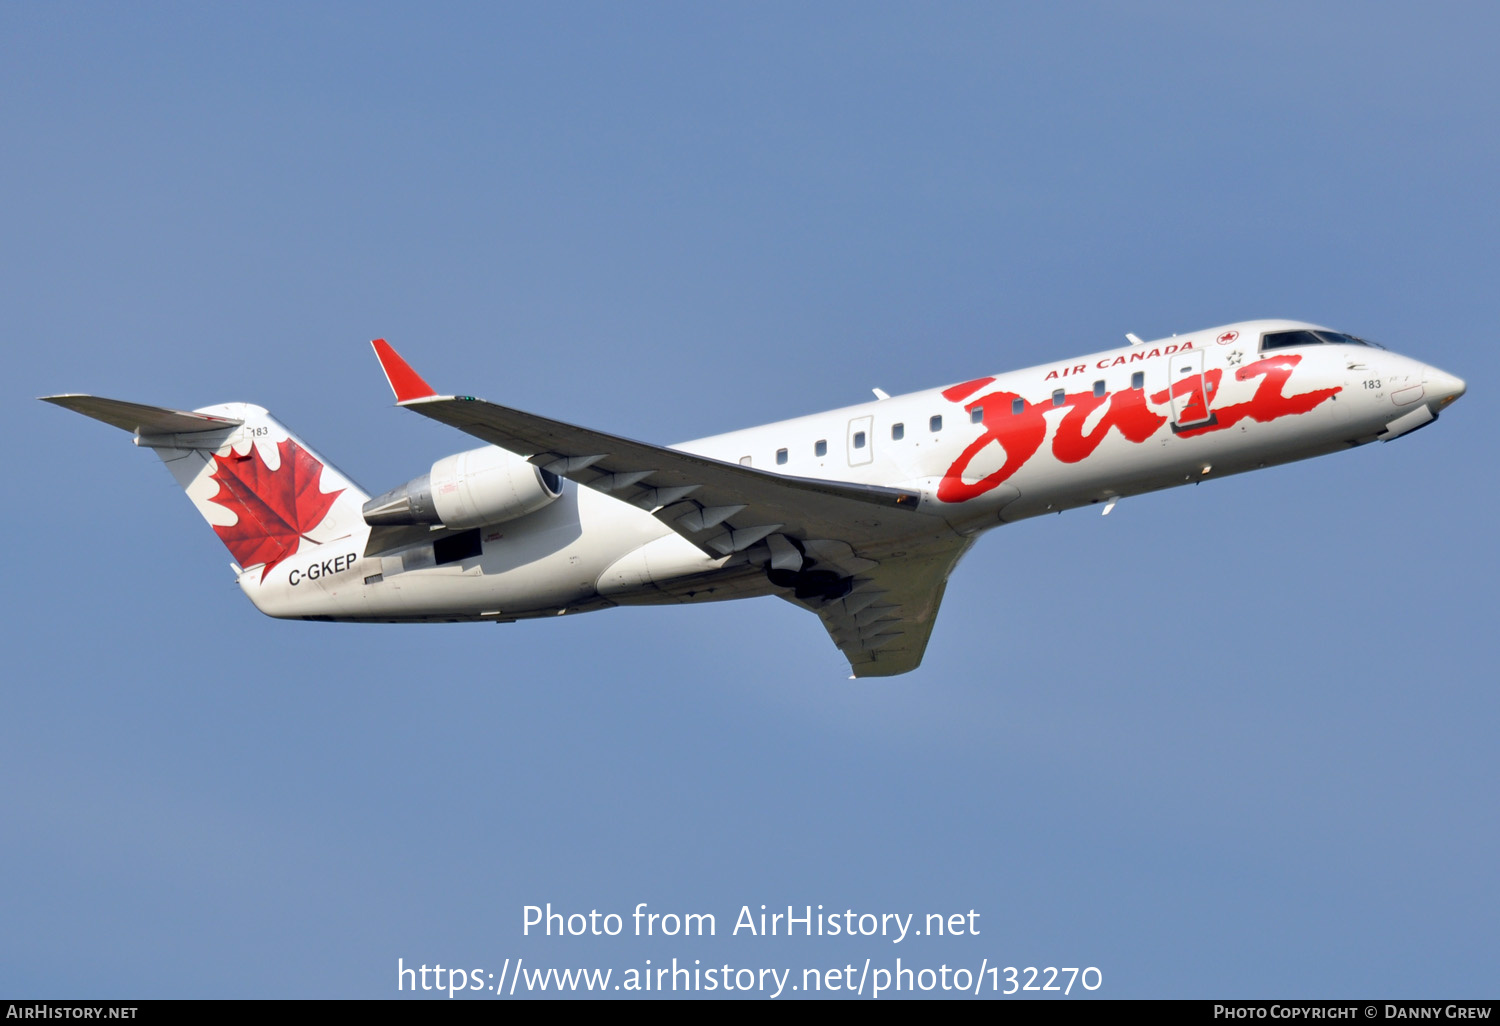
[871,388,890,400]
[1125,333,1144,346]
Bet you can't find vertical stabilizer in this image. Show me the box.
[146,402,370,579]
[42,395,371,584]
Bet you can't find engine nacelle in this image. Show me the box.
[362,446,563,529]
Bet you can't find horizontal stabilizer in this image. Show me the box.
[40,394,243,435]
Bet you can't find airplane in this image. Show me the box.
[41,319,1465,677]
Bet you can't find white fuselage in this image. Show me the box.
[240,319,1463,623]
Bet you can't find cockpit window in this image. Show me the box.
[1261,330,1324,350]
[1262,329,1383,351]
[1315,330,1383,348]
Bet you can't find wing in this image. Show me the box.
[371,340,969,675]
[784,538,974,678]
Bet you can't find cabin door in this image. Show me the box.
[1167,350,1217,432]
[847,415,874,466]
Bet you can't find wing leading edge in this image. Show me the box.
[370,340,968,676]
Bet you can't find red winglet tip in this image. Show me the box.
[370,338,437,402]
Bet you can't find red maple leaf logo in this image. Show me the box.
[207,438,343,578]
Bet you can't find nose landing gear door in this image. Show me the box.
[1168,350,1218,433]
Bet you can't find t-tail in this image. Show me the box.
[41,394,373,619]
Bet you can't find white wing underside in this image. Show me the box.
[396,394,973,676]
[783,536,974,678]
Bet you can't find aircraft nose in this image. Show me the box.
[1423,365,1467,410]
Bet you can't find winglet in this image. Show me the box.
[370,339,437,402]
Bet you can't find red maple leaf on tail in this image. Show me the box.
[207,438,344,578]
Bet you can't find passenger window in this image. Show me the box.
[1093,380,1105,397]
[1131,371,1144,390]
[891,422,904,440]
[853,431,866,449]
[815,439,827,457]
[1052,389,1065,406]
[1012,398,1025,415]
[929,415,942,432]
[970,407,984,424]
[776,448,788,465]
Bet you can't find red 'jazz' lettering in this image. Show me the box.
[1154,355,1339,438]
[1050,384,1166,463]
[937,353,1340,503]
[935,389,1048,503]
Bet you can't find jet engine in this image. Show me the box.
[362,446,563,529]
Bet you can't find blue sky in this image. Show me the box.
[4,1,1496,998]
